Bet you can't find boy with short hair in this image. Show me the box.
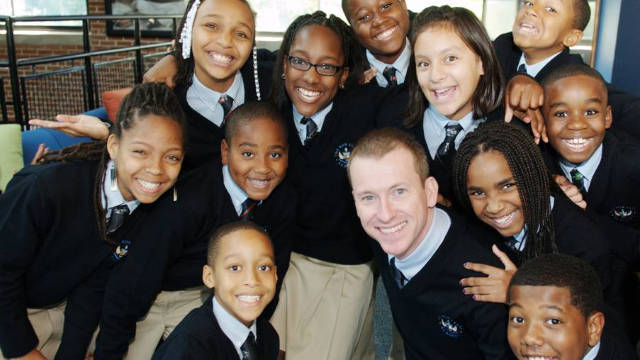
[495,0,640,141]
[152,221,280,359]
[507,254,637,360]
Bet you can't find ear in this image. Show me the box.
[604,105,613,129]
[282,55,289,77]
[562,29,583,48]
[424,176,439,208]
[339,67,350,89]
[202,264,216,289]
[106,134,119,161]
[221,139,230,166]
[586,311,605,347]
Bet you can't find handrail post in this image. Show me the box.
[83,18,96,110]
[134,19,143,83]
[6,18,25,129]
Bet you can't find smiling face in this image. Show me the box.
[284,24,349,117]
[347,0,410,64]
[221,117,288,201]
[191,0,254,92]
[466,150,525,237]
[544,75,611,165]
[512,0,581,64]
[350,146,438,260]
[414,25,484,121]
[107,113,184,204]
[508,285,600,360]
[203,228,277,327]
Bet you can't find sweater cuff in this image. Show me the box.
[0,317,38,359]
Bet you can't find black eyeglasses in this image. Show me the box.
[286,55,344,76]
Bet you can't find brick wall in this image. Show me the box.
[1,0,177,123]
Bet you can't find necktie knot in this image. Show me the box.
[570,168,587,195]
[106,204,129,234]
[505,236,519,251]
[436,123,463,164]
[517,63,527,74]
[389,257,407,289]
[219,94,234,125]
[301,117,318,145]
[382,66,398,88]
[240,198,257,220]
[240,331,258,360]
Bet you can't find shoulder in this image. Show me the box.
[257,318,280,359]
[443,208,504,268]
[552,196,609,257]
[6,160,98,194]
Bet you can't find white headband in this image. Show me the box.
[179,0,201,59]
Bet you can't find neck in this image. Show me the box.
[523,45,564,65]
[194,68,235,93]
[372,38,406,65]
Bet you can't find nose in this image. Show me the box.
[377,196,396,222]
[372,10,384,27]
[524,4,538,18]
[430,61,446,83]
[243,267,259,286]
[255,154,270,173]
[145,155,163,176]
[217,29,232,47]
[485,194,504,215]
[302,65,320,84]
[566,112,587,130]
[522,322,544,347]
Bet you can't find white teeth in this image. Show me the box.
[210,52,232,63]
[375,27,396,40]
[237,295,260,304]
[297,88,321,102]
[492,212,514,227]
[137,179,161,191]
[563,137,592,151]
[249,179,269,188]
[379,221,407,234]
[525,357,555,360]
[518,22,537,34]
[432,87,454,97]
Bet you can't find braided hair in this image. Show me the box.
[269,11,368,110]
[39,83,186,243]
[173,0,256,88]
[452,121,556,260]
[404,6,504,128]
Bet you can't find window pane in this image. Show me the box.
[8,0,87,26]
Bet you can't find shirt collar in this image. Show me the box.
[366,38,412,87]
[423,107,481,158]
[186,71,245,127]
[292,102,333,143]
[510,196,555,251]
[387,207,450,281]
[582,341,600,360]
[517,50,563,78]
[101,160,140,216]
[558,144,603,192]
[212,296,258,359]
[222,165,249,216]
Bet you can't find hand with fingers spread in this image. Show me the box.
[30,143,50,165]
[460,245,517,304]
[504,75,548,144]
[553,174,587,209]
[143,54,178,88]
[28,114,109,140]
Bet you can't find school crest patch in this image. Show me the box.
[609,205,636,223]
[334,142,354,168]
[438,315,463,338]
[113,239,131,261]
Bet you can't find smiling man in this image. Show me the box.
[347,127,512,360]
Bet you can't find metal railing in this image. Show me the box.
[0,14,182,129]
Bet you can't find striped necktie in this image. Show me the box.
[570,168,587,195]
[382,66,398,88]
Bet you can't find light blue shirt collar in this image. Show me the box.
[423,107,482,159]
[186,71,245,127]
[292,103,333,144]
[517,50,562,78]
[222,165,249,216]
[212,296,257,359]
[558,144,603,192]
[582,341,600,360]
[388,207,451,281]
[101,160,140,217]
[510,196,555,251]
[366,38,411,87]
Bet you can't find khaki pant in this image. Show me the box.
[270,252,375,360]
[123,287,208,360]
[0,303,65,360]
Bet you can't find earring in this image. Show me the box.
[173,187,178,202]
[110,166,118,191]
[281,73,286,80]
[339,83,345,89]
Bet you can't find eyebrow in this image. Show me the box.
[200,14,253,32]
[496,177,515,187]
[550,97,603,108]
[540,305,565,312]
[289,49,341,63]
